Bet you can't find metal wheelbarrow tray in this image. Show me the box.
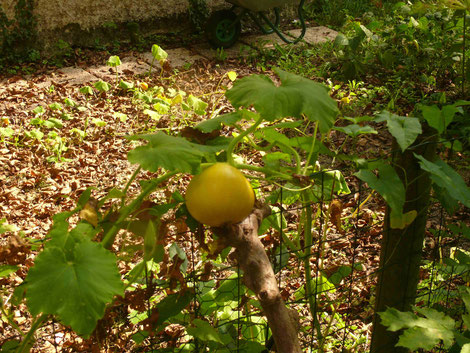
[205,0,307,48]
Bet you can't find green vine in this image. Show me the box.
[0,0,37,64]
[187,0,209,32]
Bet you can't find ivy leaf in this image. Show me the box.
[226,68,338,132]
[26,240,123,337]
[376,111,422,151]
[186,319,225,345]
[127,132,222,174]
[414,154,470,208]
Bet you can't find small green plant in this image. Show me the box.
[149,44,168,76]
[106,55,122,82]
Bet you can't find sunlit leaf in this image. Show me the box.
[380,307,456,351]
[151,44,168,61]
[195,110,255,133]
[335,124,377,138]
[26,240,123,337]
[226,68,338,132]
[420,104,460,134]
[94,80,110,92]
[187,319,225,345]
[127,132,223,174]
[414,154,470,208]
[106,55,122,67]
[376,111,422,152]
[227,71,237,81]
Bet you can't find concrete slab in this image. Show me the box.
[53,67,98,86]
[120,56,151,76]
[86,65,117,82]
[139,47,205,70]
[240,26,337,49]
[191,41,254,61]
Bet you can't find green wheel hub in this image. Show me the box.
[215,19,237,42]
[206,10,241,49]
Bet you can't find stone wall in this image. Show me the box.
[0,0,226,51]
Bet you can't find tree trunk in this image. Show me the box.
[370,126,438,353]
[216,205,302,353]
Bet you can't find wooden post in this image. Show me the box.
[370,126,437,353]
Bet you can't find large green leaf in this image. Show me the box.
[376,111,422,152]
[414,154,470,208]
[225,68,338,132]
[26,240,123,337]
[420,104,460,134]
[186,319,225,345]
[127,132,224,174]
[355,162,416,228]
[334,124,377,138]
[155,291,193,328]
[355,162,405,215]
[380,307,456,351]
[195,110,251,133]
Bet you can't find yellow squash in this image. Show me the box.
[185,163,255,227]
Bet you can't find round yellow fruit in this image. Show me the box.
[185,163,255,227]
[140,82,149,91]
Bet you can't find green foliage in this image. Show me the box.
[380,306,456,350]
[380,287,470,352]
[0,0,37,65]
[187,0,209,32]
[355,161,416,229]
[415,154,470,209]
[126,132,225,174]
[226,68,339,132]
[26,216,123,337]
[376,111,422,152]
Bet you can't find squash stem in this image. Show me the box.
[226,116,263,166]
[101,171,177,249]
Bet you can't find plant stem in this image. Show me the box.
[234,162,293,180]
[302,122,319,175]
[301,191,323,341]
[1,300,25,337]
[101,171,177,249]
[462,11,467,97]
[226,116,263,166]
[120,166,142,207]
[276,141,301,174]
[317,303,338,352]
[16,313,48,353]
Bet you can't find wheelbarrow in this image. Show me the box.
[205,0,307,48]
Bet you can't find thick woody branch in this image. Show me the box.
[215,205,302,353]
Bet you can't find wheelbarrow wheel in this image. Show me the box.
[206,10,241,49]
